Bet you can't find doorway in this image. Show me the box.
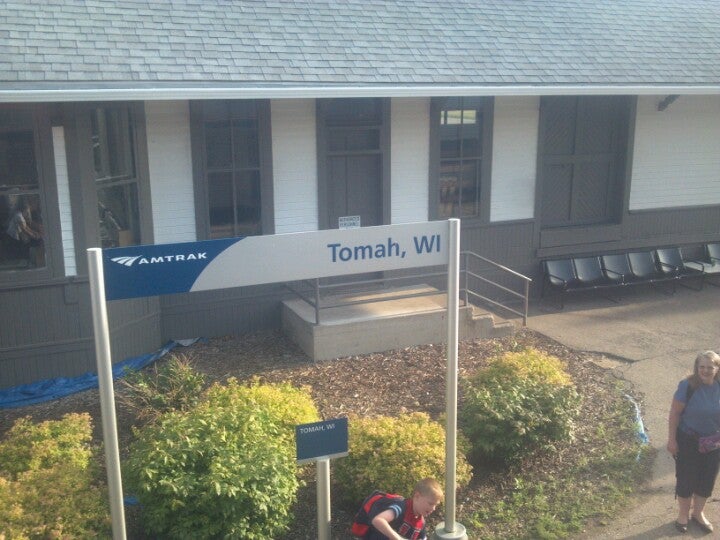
[317,98,389,230]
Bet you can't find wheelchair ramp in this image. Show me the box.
[282,284,515,361]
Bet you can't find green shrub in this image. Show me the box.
[0,413,110,538]
[118,352,206,423]
[123,380,320,539]
[334,412,472,504]
[471,349,574,388]
[460,348,581,463]
[205,377,320,442]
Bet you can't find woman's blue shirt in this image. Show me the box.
[675,378,720,436]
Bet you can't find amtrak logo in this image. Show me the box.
[111,252,208,267]
[111,256,143,267]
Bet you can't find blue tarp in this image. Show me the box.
[624,393,650,445]
[0,338,201,409]
[624,393,650,462]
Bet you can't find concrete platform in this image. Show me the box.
[528,284,720,539]
[282,284,515,360]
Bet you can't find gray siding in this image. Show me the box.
[536,206,720,260]
[1,340,94,389]
[462,220,538,305]
[463,221,537,276]
[107,296,163,365]
[625,207,720,245]
[160,284,286,341]
[0,280,161,388]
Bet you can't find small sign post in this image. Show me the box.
[296,418,349,540]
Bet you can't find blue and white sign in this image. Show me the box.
[102,221,447,300]
[296,418,349,464]
[90,219,461,539]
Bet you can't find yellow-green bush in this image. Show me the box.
[460,348,581,463]
[472,349,574,387]
[123,380,320,539]
[334,412,472,504]
[0,413,110,538]
[205,377,320,442]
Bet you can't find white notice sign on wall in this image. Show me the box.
[338,215,361,229]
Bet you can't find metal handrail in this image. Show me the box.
[462,251,532,326]
[283,252,532,326]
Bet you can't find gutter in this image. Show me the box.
[0,84,719,103]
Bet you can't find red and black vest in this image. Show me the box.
[351,491,425,539]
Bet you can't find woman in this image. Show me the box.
[667,350,720,533]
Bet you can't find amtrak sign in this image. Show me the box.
[88,219,463,540]
[102,221,447,300]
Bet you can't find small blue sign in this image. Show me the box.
[296,418,349,463]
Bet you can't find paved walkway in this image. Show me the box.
[528,283,720,539]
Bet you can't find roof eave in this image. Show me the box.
[0,83,719,103]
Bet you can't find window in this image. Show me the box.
[0,109,46,271]
[538,96,631,228]
[92,106,140,248]
[191,100,272,239]
[431,97,492,220]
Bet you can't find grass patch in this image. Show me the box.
[463,385,653,539]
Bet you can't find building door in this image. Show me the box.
[318,98,387,229]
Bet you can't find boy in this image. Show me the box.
[368,478,443,540]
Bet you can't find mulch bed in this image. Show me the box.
[0,327,642,539]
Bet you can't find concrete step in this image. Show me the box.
[282,284,516,360]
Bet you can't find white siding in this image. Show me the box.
[52,126,76,276]
[490,96,539,222]
[630,95,720,210]
[391,97,430,223]
[271,99,318,233]
[145,101,196,244]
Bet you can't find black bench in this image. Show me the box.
[541,256,617,308]
[683,243,720,287]
[655,247,704,291]
[541,246,709,308]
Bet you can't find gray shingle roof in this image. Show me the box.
[1,0,719,88]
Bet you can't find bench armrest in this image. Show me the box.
[602,267,626,283]
[658,260,680,272]
[685,259,706,272]
[546,271,569,286]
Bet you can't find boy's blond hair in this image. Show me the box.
[414,478,443,501]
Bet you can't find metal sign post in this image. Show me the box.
[433,219,467,540]
[87,248,126,540]
[316,458,331,540]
